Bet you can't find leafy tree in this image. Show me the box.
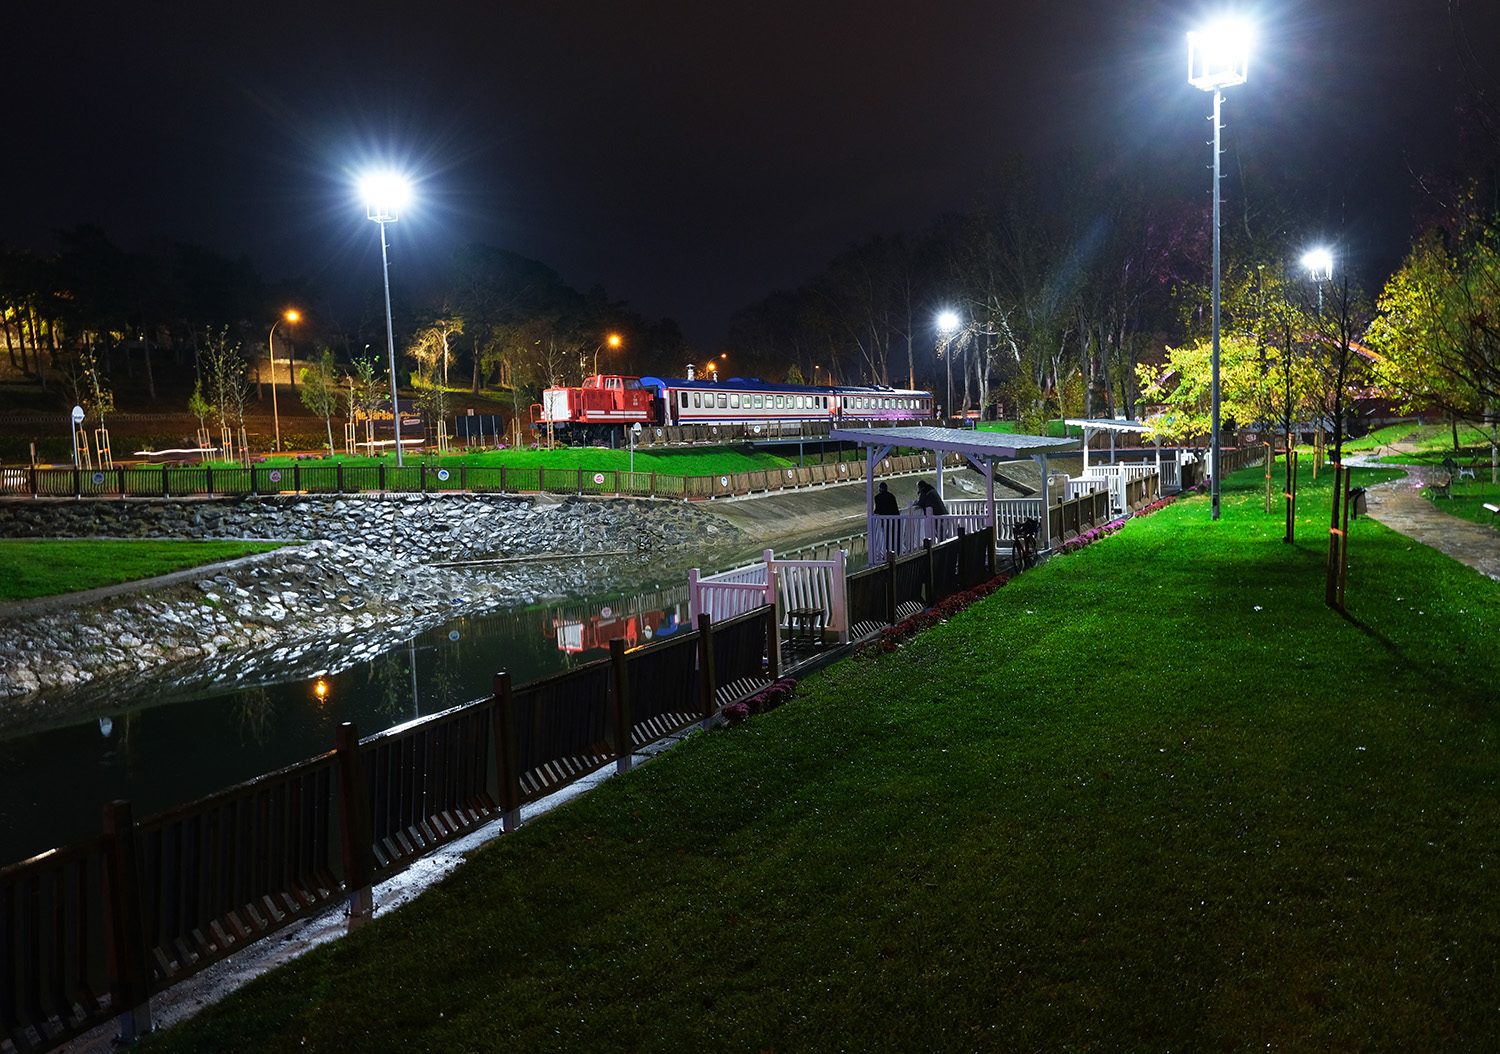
[299,348,342,455]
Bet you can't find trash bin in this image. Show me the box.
[1349,487,1368,518]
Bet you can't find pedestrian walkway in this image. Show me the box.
[1347,452,1500,582]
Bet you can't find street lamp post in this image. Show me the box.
[591,333,622,377]
[362,175,408,467]
[268,309,300,453]
[1302,248,1333,313]
[937,311,961,424]
[1189,23,1249,521]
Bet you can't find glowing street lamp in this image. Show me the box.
[936,310,961,422]
[592,333,622,376]
[1303,247,1333,313]
[1188,21,1250,521]
[268,309,300,453]
[362,173,409,467]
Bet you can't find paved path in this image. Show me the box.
[1350,454,1500,582]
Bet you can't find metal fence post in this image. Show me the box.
[161,466,168,499]
[696,612,717,727]
[379,462,386,494]
[101,800,153,1043]
[337,462,345,494]
[293,463,300,494]
[609,639,633,774]
[335,722,374,925]
[765,602,781,681]
[492,672,521,831]
[73,466,81,499]
[206,463,214,497]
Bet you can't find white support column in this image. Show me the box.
[1034,453,1052,551]
[763,549,777,611]
[688,568,700,624]
[834,548,849,643]
[1082,427,1091,474]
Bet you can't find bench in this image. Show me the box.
[1460,458,1479,481]
[1485,503,1499,524]
[1429,476,1454,500]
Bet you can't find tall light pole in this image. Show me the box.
[1189,23,1249,521]
[937,310,960,424]
[362,174,409,466]
[268,309,300,453]
[1302,248,1333,313]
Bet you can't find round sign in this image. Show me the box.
[600,606,613,618]
[632,423,642,433]
[269,470,283,483]
[448,630,460,642]
[437,468,450,481]
[71,405,84,425]
[720,475,729,486]
[593,472,605,484]
[91,472,105,485]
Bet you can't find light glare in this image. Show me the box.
[936,311,961,333]
[360,172,410,220]
[1188,23,1250,91]
[1302,249,1333,280]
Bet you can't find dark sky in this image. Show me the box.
[5,1,1497,347]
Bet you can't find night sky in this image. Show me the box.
[5,1,1497,347]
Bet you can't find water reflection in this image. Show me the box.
[0,534,866,867]
[0,583,684,865]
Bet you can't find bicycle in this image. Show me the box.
[1010,517,1040,574]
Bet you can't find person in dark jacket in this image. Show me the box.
[915,479,949,516]
[873,481,900,516]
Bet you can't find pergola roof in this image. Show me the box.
[1063,417,1155,434]
[830,425,1079,460]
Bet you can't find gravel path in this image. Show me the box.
[1350,454,1500,582]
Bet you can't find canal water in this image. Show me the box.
[0,535,865,867]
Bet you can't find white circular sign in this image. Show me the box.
[269,470,283,483]
[600,606,613,618]
[448,630,460,642]
[720,475,729,486]
[593,472,605,484]
[91,472,105,485]
[71,405,84,425]
[437,468,450,481]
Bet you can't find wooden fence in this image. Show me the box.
[0,453,954,503]
[0,605,777,1054]
[845,528,996,640]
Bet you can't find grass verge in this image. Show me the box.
[0,539,284,601]
[140,463,1500,1051]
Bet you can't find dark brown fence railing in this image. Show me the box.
[843,529,996,640]
[1,604,777,1054]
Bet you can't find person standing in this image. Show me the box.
[873,481,899,516]
[915,479,948,517]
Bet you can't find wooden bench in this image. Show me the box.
[1429,476,1455,500]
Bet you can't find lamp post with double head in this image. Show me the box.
[268,309,300,453]
[362,174,409,467]
[1188,22,1249,521]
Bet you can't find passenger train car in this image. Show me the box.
[533,371,933,444]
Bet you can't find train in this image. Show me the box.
[532,367,934,445]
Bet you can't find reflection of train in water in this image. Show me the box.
[547,592,690,656]
[533,369,934,445]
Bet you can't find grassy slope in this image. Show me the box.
[0,540,284,601]
[210,447,807,475]
[142,464,1500,1052]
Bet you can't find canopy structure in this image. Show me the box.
[830,425,1080,551]
[1062,418,1164,477]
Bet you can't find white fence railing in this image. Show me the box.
[689,549,850,642]
[870,509,989,561]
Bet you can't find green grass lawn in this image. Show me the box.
[0,539,284,601]
[140,462,1500,1051]
[205,446,813,476]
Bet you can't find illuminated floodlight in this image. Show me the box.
[1188,23,1250,91]
[1302,248,1334,280]
[361,172,410,222]
[936,310,961,333]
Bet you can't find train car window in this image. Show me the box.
[718,393,728,408]
[680,393,688,408]
[793,395,801,409]
[730,394,740,408]
[753,395,763,408]
[693,392,702,408]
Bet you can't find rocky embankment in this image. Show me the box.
[0,494,742,730]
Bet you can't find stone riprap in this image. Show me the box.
[0,494,742,730]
